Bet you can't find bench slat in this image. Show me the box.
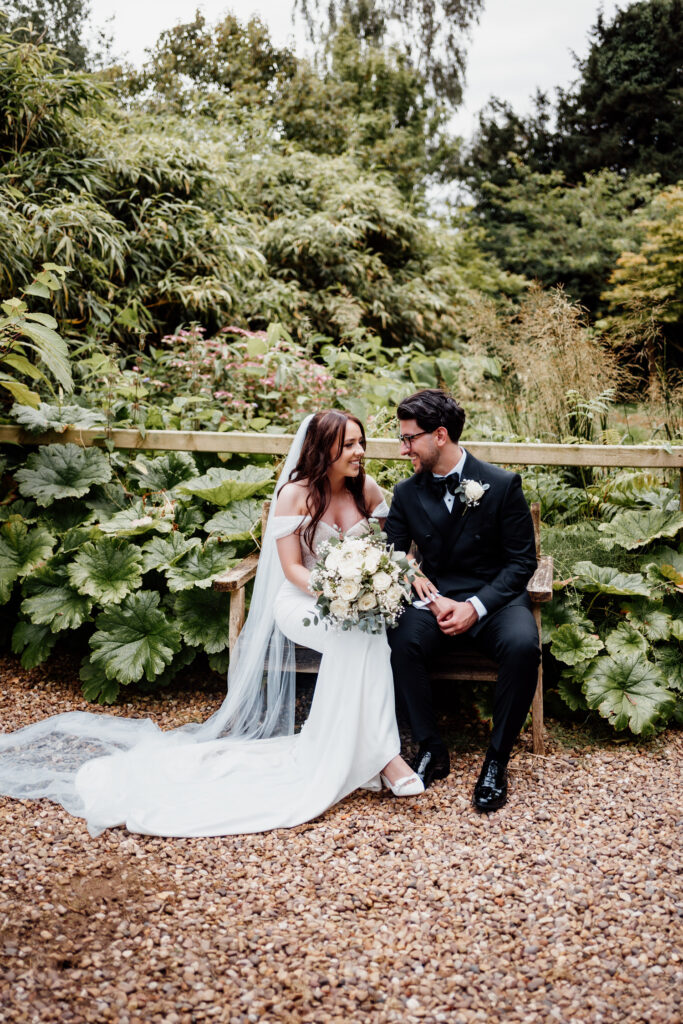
[213,552,259,592]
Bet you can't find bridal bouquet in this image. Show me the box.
[304,521,414,634]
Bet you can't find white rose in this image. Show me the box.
[387,583,405,605]
[325,548,342,571]
[463,479,485,503]
[357,591,377,611]
[338,551,364,579]
[339,579,360,601]
[323,579,336,598]
[373,571,392,592]
[330,598,350,619]
[362,547,381,573]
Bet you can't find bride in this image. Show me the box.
[0,411,422,837]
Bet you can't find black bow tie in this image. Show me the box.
[428,473,460,499]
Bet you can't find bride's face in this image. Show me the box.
[330,420,365,479]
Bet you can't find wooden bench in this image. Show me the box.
[213,502,553,754]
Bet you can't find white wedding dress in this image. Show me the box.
[0,418,404,838]
[72,507,400,836]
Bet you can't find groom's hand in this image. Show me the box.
[431,597,479,635]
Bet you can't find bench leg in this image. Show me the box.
[531,604,545,755]
[228,588,246,655]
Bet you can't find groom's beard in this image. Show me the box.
[410,447,439,475]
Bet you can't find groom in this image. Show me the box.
[385,389,540,812]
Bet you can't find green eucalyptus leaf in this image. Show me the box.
[21,570,93,632]
[571,561,652,597]
[604,623,648,658]
[166,538,236,592]
[11,620,58,669]
[583,655,675,736]
[204,499,262,541]
[10,402,107,434]
[127,451,198,491]
[177,466,274,507]
[140,532,201,573]
[550,623,604,666]
[89,591,181,684]
[0,519,56,603]
[15,444,112,507]
[598,509,683,551]
[68,537,143,605]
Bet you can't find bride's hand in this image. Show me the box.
[411,572,439,603]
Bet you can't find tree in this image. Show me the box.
[556,0,683,184]
[2,0,112,69]
[295,0,484,107]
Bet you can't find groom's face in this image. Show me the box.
[398,419,439,474]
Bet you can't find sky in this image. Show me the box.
[89,0,625,139]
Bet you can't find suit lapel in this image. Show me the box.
[415,473,454,539]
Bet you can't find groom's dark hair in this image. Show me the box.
[397,389,466,444]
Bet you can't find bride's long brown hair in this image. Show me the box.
[282,411,370,547]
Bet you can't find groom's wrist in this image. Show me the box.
[467,596,486,620]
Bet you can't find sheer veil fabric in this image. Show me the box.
[0,416,401,836]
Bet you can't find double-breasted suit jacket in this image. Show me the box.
[385,453,538,634]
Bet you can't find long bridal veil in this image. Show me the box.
[0,416,313,820]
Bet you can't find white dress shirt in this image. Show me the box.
[416,448,488,620]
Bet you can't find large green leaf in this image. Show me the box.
[177,466,274,507]
[550,624,604,666]
[654,645,683,693]
[11,620,58,669]
[644,545,683,591]
[541,594,594,644]
[85,482,128,519]
[166,538,236,592]
[15,320,72,391]
[583,655,675,736]
[204,499,262,541]
[10,402,107,433]
[127,451,198,491]
[61,525,101,553]
[621,600,673,642]
[557,667,589,712]
[571,561,652,597]
[89,591,181,684]
[98,501,174,537]
[79,659,120,705]
[21,569,94,632]
[173,501,206,534]
[174,589,232,653]
[0,499,38,524]
[604,623,648,658]
[0,519,56,603]
[139,532,200,573]
[41,500,95,534]
[68,537,143,605]
[15,444,112,507]
[598,509,683,551]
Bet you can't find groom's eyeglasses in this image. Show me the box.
[398,429,432,448]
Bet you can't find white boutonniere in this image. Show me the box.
[456,478,490,510]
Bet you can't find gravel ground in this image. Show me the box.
[0,653,681,1024]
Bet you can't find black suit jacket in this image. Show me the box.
[385,453,537,635]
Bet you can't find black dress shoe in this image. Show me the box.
[472,756,508,812]
[412,746,450,789]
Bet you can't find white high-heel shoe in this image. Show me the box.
[380,772,425,797]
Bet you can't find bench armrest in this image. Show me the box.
[212,552,259,592]
[526,555,554,603]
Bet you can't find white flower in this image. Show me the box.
[323,579,336,598]
[358,591,377,611]
[338,550,364,578]
[339,579,360,601]
[325,548,342,571]
[362,547,381,573]
[463,480,485,502]
[373,571,392,592]
[330,598,350,619]
[387,583,405,605]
